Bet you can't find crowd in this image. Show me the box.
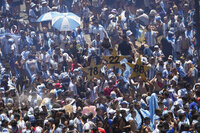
[0,0,200,132]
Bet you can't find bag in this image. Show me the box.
[102,38,111,49]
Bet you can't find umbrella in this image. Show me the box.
[37,11,61,22]
[82,105,97,116]
[52,12,81,31]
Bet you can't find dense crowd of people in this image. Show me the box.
[0,0,200,132]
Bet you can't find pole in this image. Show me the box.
[194,0,200,55]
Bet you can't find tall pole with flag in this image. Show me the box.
[194,0,200,54]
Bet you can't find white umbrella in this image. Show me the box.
[52,12,81,31]
[37,12,62,22]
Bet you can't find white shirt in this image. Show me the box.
[76,33,85,48]
[89,24,108,41]
[40,52,50,63]
[68,81,77,95]
[11,43,19,55]
[50,59,58,70]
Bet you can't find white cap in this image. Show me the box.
[187,60,192,64]
[136,9,144,16]
[30,31,36,37]
[176,60,181,64]
[41,0,47,4]
[177,109,185,114]
[154,45,159,48]
[111,9,118,14]
[149,9,157,16]
[126,30,133,37]
[8,38,14,43]
[109,14,115,19]
[69,120,75,126]
[30,2,36,8]
[73,69,79,72]
[102,8,108,12]
[109,109,116,114]
[174,101,179,106]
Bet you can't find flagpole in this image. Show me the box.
[194,0,200,55]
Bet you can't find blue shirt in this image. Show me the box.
[176,66,187,78]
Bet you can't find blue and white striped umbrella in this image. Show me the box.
[37,11,61,22]
[52,12,81,31]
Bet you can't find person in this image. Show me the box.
[118,35,132,56]
[57,0,68,13]
[29,2,39,30]
[39,0,51,27]
[129,109,137,132]
[144,25,157,50]
[141,117,152,133]
[2,37,12,58]
[41,27,51,51]
[18,30,29,54]
[119,110,130,132]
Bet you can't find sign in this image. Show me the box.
[103,48,126,69]
[64,105,73,113]
[127,56,151,80]
[82,59,103,80]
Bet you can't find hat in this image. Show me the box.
[168,55,173,60]
[102,8,108,12]
[171,76,178,84]
[176,60,181,64]
[154,45,159,49]
[52,6,58,10]
[41,0,47,4]
[110,91,116,99]
[174,101,180,106]
[68,120,75,126]
[121,101,129,105]
[155,16,161,21]
[7,98,13,104]
[168,31,174,35]
[169,27,175,33]
[109,109,116,114]
[73,69,79,73]
[30,2,36,8]
[8,38,14,43]
[111,9,118,14]
[30,31,36,38]
[90,48,96,53]
[187,60,192,64]
[126,30,133,37]
[141,57,148,65]
[54,83,62,88]
[149,9,157,16]
[108,14,115,19]
[177,109,185,114]
[136,9,144,16]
